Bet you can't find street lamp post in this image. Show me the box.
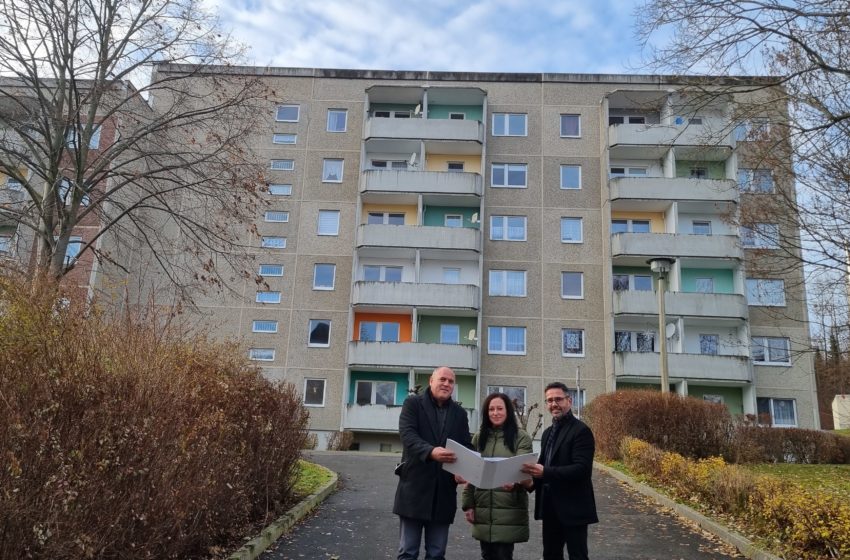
[648,257,676,393]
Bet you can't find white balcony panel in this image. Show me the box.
[612,233,741,260]
[348,341,478,371]
[609,124,733,150]
[362,170,482,196]
[614,291,748,319]
[365,118,484,143]
[353,281,479,309]
[614,352,752,383]
[610,177,738,204]
[357,224,481,252]
[343,403,402,432]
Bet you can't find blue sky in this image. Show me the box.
[207,0,647,73]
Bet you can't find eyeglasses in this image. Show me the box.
[545,397,568,404]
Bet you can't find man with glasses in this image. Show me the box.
[521,382,597,560]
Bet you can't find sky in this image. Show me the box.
[206,0,649,74]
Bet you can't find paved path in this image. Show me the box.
[261,451,743,560]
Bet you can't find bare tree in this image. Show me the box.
[635,0,850,340]
[0,0,268,299]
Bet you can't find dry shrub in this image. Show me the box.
[302,433,319,450]
[731,425,847,464]
[585,390,731,460]
[326,430,354,451]
[0,278,310,559]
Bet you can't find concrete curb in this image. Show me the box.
[227,463,339,560]
[594,462,781,560]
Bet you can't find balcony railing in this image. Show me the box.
[612,233,742,260]
[361,169,482,197]
[614,291,748,319]
[348,341,478,370]
[614,352,751,383]
[353,281,479,310]
[357,224,481,252]
[365,118,484,143]
[610,177,738,204]
[609,123,734,150]
[343,403,402,432]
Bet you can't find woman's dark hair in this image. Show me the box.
[478,392,519,454]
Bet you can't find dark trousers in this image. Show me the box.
[542,517,588,560]
[397,516,450,560]
[480,541,514,560]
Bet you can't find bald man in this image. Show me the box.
[393,366,472,560]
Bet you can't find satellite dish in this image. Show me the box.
[467,329,477,341]
[408,153,417,166]
[665,323,677,339]
[414,103,422,116]
[470,212,479,224]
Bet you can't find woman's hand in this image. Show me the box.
[500,482,516,491]
[464,508,475,524]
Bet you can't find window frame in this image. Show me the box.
[275,104,300,122]
[692,220,712,235]
[358,321,401,343]
[261,236,286,249]
[487,326,527,355]
[270,159,295,171]
[308,319,332,347]
[327,109,348,132]
[746,278,786,307]
[63,235,83,266]
[609,166,648,177]
[488,269,527,297]
[312,263,336,290]
[491,163,528,188]
[490,215,527,242]
[487,385,527,412]
[492,113,528,137]
[444,214,463,228]
[756,397,797,427]
[442,267,462,284]
[363,264,403,282]
[355,380,397,406]
[264,211,290,223]
[252,320,279,333]
[751,336,791,366]
[255,291,282,304]
[272,133,297,145]
[268,184,292,196]
[317,210,341,236]
[560,165,582,190]
[248,348,275,361]
[304,378,326,407]
[560,114,581,138]
[561,328,585,357]
[737,168,775,193]
[258,264,283,277]
[322,159,344,183]
[699,334,719,355]
[447,161,465,172]
[560,217,584,243]
[561,271,584,299]
[741,223,780,249]
[440,324,461,344]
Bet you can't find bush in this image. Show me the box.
[0,278,310,559]
[326,430,354,451]
[585,390,731,460]
[621,437,850,559]
[731,426,848,464]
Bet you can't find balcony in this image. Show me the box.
[353,281,479,310]
[365,118,484,143]
[343,403,402,432]
[614,352,752,383]
[348,341,478,371]
[609,123,734,160]
[610,177,738,205]
[361,170,482,197]
[357,224,481,252]
[614,291,748,319]
[612,233,741,260]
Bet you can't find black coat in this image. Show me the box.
[392,388,471,523]
[531,411,598,526]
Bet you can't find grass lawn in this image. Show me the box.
[744,463,850,498]
[836,428,850,437]
[291,459,335,498]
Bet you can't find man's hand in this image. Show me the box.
[463,509,475,524]
[454,474,467,484]
[521,462,544,478]
[430,447,457,463]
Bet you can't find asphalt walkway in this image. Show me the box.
[261,451,744,560]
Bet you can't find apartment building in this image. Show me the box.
[4,67,818,450]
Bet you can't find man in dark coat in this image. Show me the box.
[393,366,472,560]
[521,382,598,560]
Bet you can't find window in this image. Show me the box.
[5,174,23,191]
[363,265,402,282]
[444,214,463,228]
[275,105,299,122]
[692,221,711,235]
[738,169,774,193]
[447,162,464,172]
[611,219,650,234]
[268,184,292,196]
[63,236,82,266]
[610,166,648,177]
[615,331,656,352]
[258,264,283,277]
[313,263,336,290]
[560,114,580,137]
[746,279,786,306]
[741,223,779,248]
[490,216,526,241]
[355,380,396,405]
[735,119,771,141]
[561,272,583,299]
[488,326,526,355]
[562,329,585,357]
[560,217,583,243]
[308,319,331,347]
[756,397,796,427]
[695,278,714,293]
[359,321,400,342]
[373,110,410,118]
[491,163,527,188]
[703,394,725,404]
[613,274,652,292]
[440,324,460,344]
[58,179,90,206]
[689,167,708,179]
[261,236,286,249]
[317,210,340,236]
[699,334,719,355]
[567,388,587,407]
[270,159,294,171]
[248,348,275,361]
[304,379,326,407]
[492,113,527,136]
[489,270,527,297]
[327,109,348,132]
[449,112,465,120]
[368,212,405,225]
[487,385,527,412]
[272,133,297,144]
[264,211,289,223]
[256,291,281,304]
[322,159,344,182]
[65,125,101,149]
[0,235,12,254]
[252,320,279,333]
[442,267,461,284]
[751,336,790,365]
[609,115,646,125]
[560,165,581,189]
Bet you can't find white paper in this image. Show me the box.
[442,438,538,489]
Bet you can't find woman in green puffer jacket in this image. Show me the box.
[461,392,534,560]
